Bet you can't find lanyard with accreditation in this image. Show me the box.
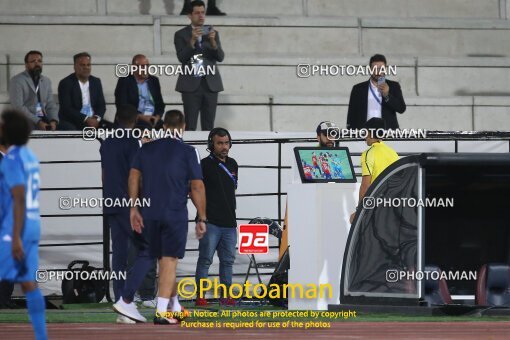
[369,83,382,106]
[209,155,237,189]
[34,83,46,118]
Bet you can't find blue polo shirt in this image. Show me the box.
[99,130,141,215]
[0,146,41,242]
[131,137,202,221]
[137,80,155,115]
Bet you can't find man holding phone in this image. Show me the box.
[174,0,225,131]
[346,54,406,130]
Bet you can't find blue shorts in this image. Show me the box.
[146,218,188,259]
[0,237,39,282]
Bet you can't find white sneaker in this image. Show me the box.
[142,299,157,308]
[116,315,136,324]
[113,297,147,323]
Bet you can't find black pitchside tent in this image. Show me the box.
[338,153,510,307]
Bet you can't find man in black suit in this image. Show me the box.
[58,52,106,130]
[346,54,406,130]
[114,54,165,129]
[174,0,225,131]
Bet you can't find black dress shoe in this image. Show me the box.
[206,6,226,16]
[171,308,190,322]
[153,315,179,325]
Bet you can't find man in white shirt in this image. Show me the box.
[346,54,406,130]
[58,52,106,130]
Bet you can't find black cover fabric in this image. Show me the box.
[346,164,418,296]
[424,265,445,306]
[248,217,283,240]
[419,153,510,167]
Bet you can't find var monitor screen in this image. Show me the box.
[294,147,357,183]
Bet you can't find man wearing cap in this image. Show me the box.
[316,121,337,147]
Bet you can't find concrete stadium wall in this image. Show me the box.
[0,0,505,18]
[0,1,509,133]
[2,16,510,57]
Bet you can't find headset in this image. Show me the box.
[207,127,232,152]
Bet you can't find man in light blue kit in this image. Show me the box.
[0,109,47,340]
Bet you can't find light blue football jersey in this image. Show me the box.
[0,146,41,241]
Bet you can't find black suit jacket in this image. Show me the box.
[346,79,406,129]
[114,75,165,116]
[58,73,106,129]
[174,25,224,93]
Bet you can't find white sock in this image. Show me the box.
[157,297,170,314]
[170,295,181,312]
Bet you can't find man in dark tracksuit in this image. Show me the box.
[99,105,156,317]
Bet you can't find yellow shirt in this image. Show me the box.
[361,141,399,183]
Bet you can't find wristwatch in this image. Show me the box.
[196,217,208,223]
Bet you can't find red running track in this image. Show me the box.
[1,321,510,339]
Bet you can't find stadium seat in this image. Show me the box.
[423,265,453,306]
[475,263,510,306]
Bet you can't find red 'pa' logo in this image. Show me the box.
[238,224,269,254]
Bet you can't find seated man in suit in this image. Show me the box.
[58,52,106,130]
[9,50,59,131]
[346,54,406,130]
[114,54,165,129]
